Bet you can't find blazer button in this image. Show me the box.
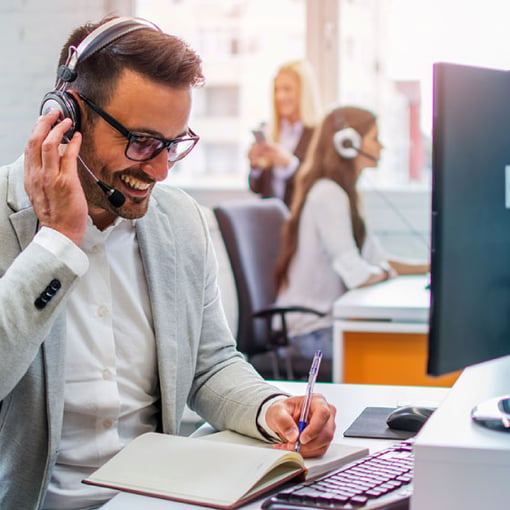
[34,279,62,310]
[49,279,61,292]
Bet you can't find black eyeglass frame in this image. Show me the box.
[77,93,199,163]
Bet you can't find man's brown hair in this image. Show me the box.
[57,17,204,107]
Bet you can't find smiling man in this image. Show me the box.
[0,16,335,510]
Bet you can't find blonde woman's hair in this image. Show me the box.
[271,60,322,141]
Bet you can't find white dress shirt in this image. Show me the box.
[40,218,159,510]
[35,216,280,510]
[271,119,302,200]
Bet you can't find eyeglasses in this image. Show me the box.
[78,93,199,163]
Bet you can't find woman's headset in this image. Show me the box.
[332,109,363,159]
[333,127,363,159]
[332,109,378,162]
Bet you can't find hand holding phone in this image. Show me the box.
[251,128,267,144]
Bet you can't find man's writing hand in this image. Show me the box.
[266,394,336,457]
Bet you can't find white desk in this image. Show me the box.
[333,275,429,383]
[332,275,458,387]
[334,274,430,324]
[102,381,449,510]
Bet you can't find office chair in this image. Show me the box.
[214,198,327,380]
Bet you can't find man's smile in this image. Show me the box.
[120,174,152,191]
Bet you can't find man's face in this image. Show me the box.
[77,68,192,229]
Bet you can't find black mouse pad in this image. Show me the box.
[343,406,416,440]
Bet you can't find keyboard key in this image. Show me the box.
[350,495,369,505]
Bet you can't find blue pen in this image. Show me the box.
[295,350,323,452]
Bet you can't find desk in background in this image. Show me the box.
[102,381,450,510]
[332,275,460,387]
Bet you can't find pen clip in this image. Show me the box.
[308,351,322,379]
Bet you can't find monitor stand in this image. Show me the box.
[471,395,510,431]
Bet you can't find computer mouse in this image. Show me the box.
[386,405,436,433]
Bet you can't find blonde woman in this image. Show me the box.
[248,60,322,206]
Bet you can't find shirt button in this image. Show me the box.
[103,369,113,381]
[97,304,109,317]
[90,245,100,254]
[103,418,113,429]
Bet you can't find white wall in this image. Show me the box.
[362,188,430,261]
[0,0,132,164]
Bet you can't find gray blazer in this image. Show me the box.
[0,157,283,509]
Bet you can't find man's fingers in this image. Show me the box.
[298,395,334,444]
[298,406,336,457]
[24,111,62,170]
[40,118,75,176]
[265,395,337,458]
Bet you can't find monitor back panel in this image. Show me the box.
[429,62,510,375]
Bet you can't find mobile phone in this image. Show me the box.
[251,128,267,144]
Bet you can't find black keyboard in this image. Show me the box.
[261,441,414,510]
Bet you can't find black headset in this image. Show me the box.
[40,16,159,138]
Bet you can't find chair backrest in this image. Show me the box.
[200,206,239,335]
[214,198,290,356]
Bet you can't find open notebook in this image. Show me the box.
[202,429,368,480]
[83,431,367,509]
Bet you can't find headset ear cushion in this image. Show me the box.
[333,127,362,159]
[40,91,81,140]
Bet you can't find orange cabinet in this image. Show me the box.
[342,331,460,387]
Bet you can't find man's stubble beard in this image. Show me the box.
[77,134,151,221]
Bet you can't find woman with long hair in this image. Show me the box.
[274,106,429,359]
[247,60,322,206]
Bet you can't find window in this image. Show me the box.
[136,0,510,194]
[136,0,306,189]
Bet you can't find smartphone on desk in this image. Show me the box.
[251,128,267,144]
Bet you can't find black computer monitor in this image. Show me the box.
[428,62,510,429]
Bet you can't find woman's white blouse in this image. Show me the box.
[276,178,390,336]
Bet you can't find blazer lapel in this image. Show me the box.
[136,201,179,432]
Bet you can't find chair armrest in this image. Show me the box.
[252,304,325,319]
[252,305,326,350]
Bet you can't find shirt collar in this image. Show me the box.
[83,215,136,246]
[280,118,304,134]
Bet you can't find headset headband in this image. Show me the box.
[57,17,160,85]
[40,16,160,138]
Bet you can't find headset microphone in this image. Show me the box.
[77,153,126,207]
[351,146,379,163]
[96,181,126,208]
[62,134,126,207]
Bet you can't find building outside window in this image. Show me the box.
[137,0,307,189]
[135,0,510,258]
